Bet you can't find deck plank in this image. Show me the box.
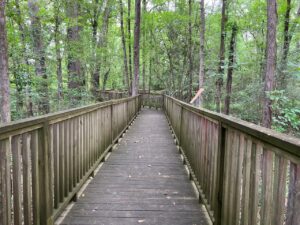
[59,109,210,225]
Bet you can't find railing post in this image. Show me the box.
[179,105,183,146]
[39,122,54,225]
[110,104,114,144]
[215,123,226,225]
[0,138,12,225]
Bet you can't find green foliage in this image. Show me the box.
[2,0,300,137]
[269,90,300,136]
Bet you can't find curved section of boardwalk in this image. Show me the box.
[60,109,210,225]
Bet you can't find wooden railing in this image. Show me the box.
[142,93,163,109]
[0,96,141,225]
[164,95,300,225]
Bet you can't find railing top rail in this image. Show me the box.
[0,96,139,138]
[165,95,300,157]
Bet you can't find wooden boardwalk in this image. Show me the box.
[59,109,210,225]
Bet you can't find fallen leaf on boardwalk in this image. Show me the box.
[138,220,145,223]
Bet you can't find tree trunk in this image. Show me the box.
[66,0,83,105]
[224,23,238,115]
[142,0,147,93]
[132,0,141,96]
[127,0,133,95]
[262,0,277,128]
[215,0,227,112]
[15,0,33,117]
[0,0,11,123]
[149,59,152,93]
[28,0,50,114]
[54,0,63,102]
[102,69,111,91]
[98,1,112,94]
[278,2,300,89]
[119,0,130,93]
[198,0,205,107]
[188,0,193,102]
[91,0,106,99]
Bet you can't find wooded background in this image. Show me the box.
[0,0,299,136]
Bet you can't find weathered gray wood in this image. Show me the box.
[0,139,11,225]
[241,138,252,225]
[60,109,209,225]
[164,95,300,158]
[273,155,287,225]
[261,149,274,225]
[58,122,65,203]
[63,120,69,197]
[249,143,262,225]
[286,163,300,225]
[12,135,22,225]
[31,130,40,224]
[53,124,60,209]
[22,133,33,225]
[39,123,53,225]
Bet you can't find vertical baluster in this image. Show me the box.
[12,135,22,225]
[249,143,263,225]
[221,130,233,225]
[286,162,300,225]
[0,139,12,225]
[261,149,275,225]
[22,133,32,225]
[58,123,65,202]
[53,124,60,208]
[240,138,252,225]
[272,155,287,225]
[31,131,40,224]
[69,119,73,191]
[64,120,69,196]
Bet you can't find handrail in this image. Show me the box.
[166,95,300,157]
[164,95,300,225]
[0,95,142,225]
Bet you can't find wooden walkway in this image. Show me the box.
[58,109,210,225]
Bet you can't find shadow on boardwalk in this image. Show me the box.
[57,109,210,225]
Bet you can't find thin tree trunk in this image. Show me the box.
[132,0,141,96]
[224,23,238,115]
[262,0,277,128]
[215,0,227,112]
[54,1,63,102]
[98,1,112,93]
[14,0,25,113]
[28,0,50,114]
[149,59,152,93]
[0,0,11,123]
[188,0,193,102]
[128,0,133,95]
[119,0,130,93]
[15,0,33,117]
[278,2,300,89]
[67,0,83,105]
[91,0,106,99]
[102,69,111,91]
[198,0,205,106]
[142,0,146,93]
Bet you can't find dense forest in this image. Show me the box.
[0,0,299,136]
